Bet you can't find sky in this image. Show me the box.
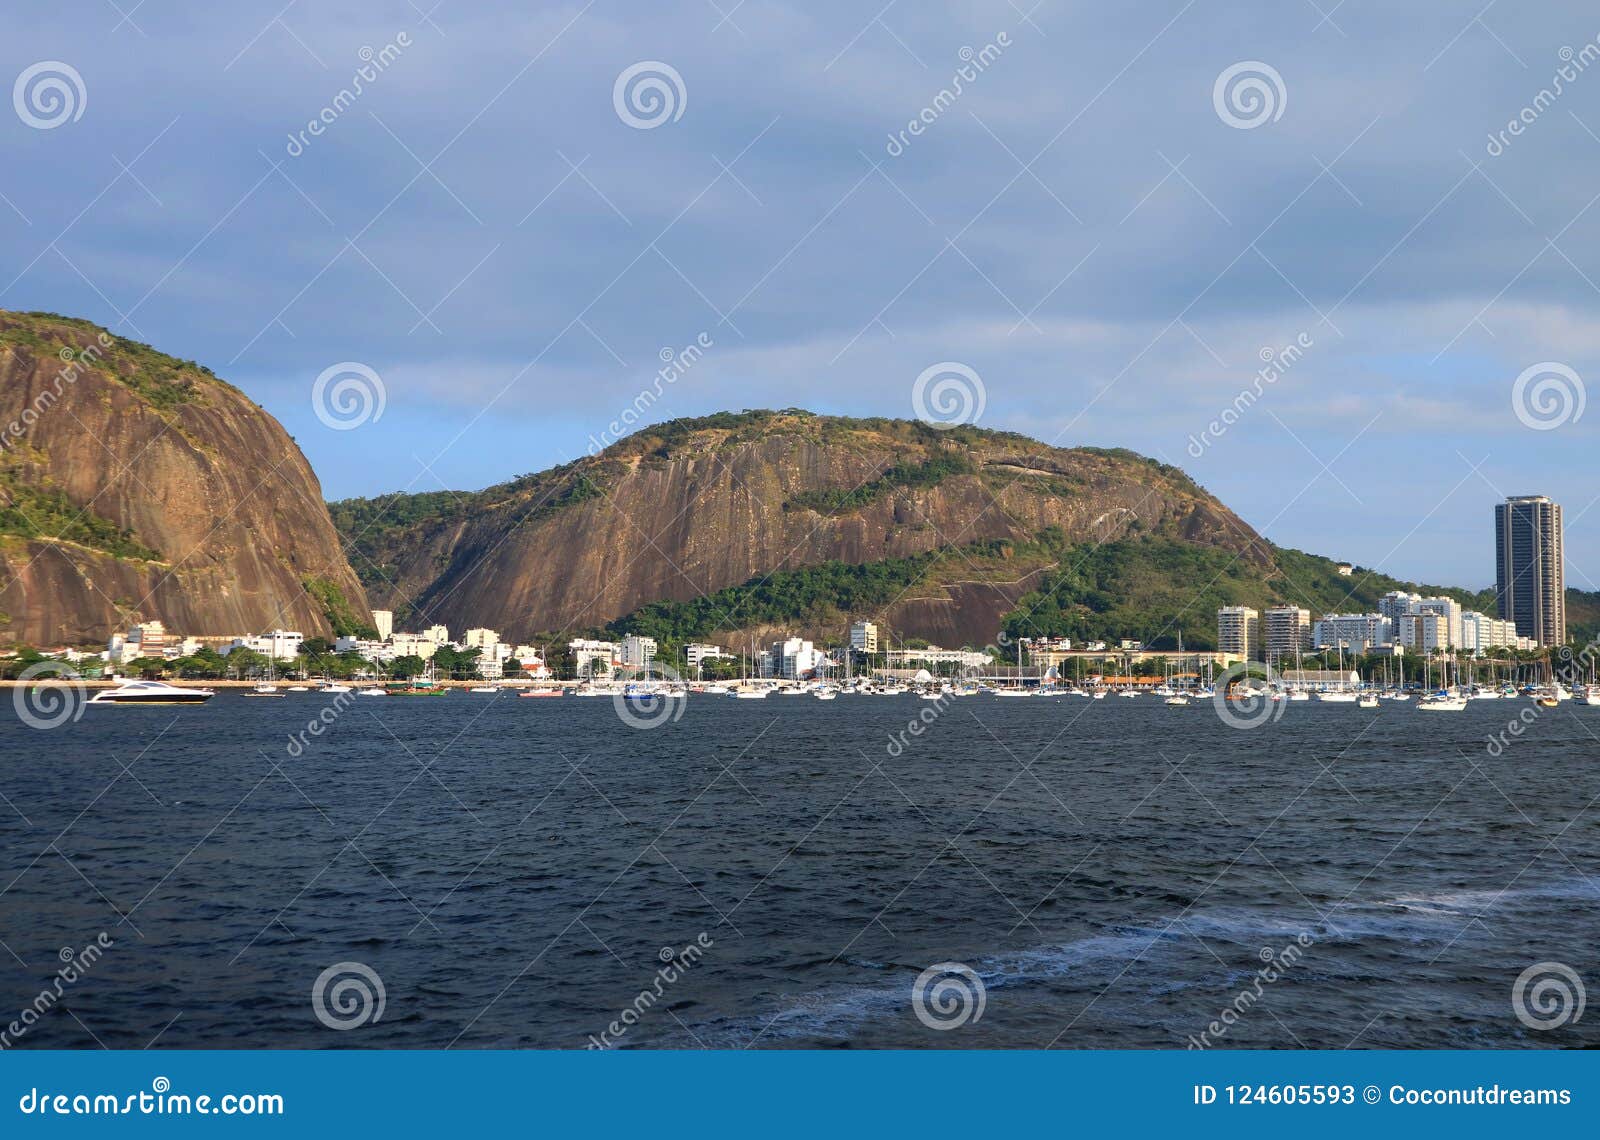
[3,1,1599,590]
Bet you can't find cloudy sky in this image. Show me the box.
[4,1,1598,588]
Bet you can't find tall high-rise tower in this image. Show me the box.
[1495,496,1565,646]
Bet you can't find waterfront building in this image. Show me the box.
[463,628,500,650]
[850,621,879,655]
[568,639,619,679]
[422,624,450,647]
[1395,612,1449,653]
[884,646,993,671]
[1216,607,1260,658]
[685,643,732,676]
[227,629,304,660]
[764,637,824,679]
[1263,606,1311,657]
[1312,614,1391,652]
[1496,495,1566,646]
[619,635,658,668]
[372,610,394,640]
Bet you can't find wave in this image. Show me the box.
[700,877,1598,1045]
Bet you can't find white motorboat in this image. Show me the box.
[732,687,770,699]
[285,685,311,692]
[1417,693,1467,712]
[1164,695,1190,706]
[1316,690,1358,703]
[317,682,352,694]
[88,680,214,706]
[244,682,285,698]
[355,687,388,698]
[468,685,499,693]
[1358,694,1379,709]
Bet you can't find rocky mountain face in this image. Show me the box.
[0,311,370,647]
[335,411,1269,645]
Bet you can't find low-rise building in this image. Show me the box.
[569,639,619,678]
[686,643,732,676]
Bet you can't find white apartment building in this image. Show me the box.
[372,609,394,640]
[686,643,732,675]
[1216,607,1260,657]
[389,632,441,659]
[1312,614,1392,652]
[569,639,619,678]
[423,625,450,647]
[765,637,824,679]
[1264,607,1311,657]
[1395,612,1449,653]
[228,629,305,660]
[463,628,500,650]
[849,621,879,655]
[619,636,658,668]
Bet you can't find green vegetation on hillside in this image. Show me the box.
[607,539,1020,651]
[0,473,161,561]
[0,311,225,409]
[303,576,376,638]
[784,452,975,514]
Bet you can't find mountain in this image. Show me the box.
[334,410,1275,648]
[0,311,370,646]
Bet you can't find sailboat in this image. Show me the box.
[1417,653,1466,711]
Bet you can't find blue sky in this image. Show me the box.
[4,1,1598,589]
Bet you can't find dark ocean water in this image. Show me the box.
[1,691,1597,1050]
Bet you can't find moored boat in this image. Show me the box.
[88,680,214,706]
